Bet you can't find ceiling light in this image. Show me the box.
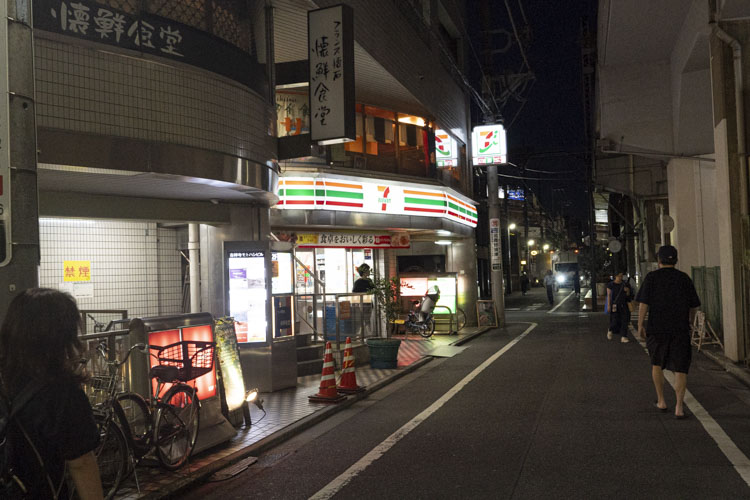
[437,230,451,236]
[435,240,452,245]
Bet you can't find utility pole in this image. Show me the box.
[0,1,39,322]
[581,15,597,311]
[487,164,505,326]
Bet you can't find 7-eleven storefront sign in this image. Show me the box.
[277,175,477,227]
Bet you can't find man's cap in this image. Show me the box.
[657,245,678,264]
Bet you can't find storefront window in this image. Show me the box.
[276,89,310,137]
[272,251,293,294]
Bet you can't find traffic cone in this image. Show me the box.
[338,337,365,394]
[309,342,347,403]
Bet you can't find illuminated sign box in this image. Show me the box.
[472,124,507,166]
[435,129,458,168]
[277,175,478,228]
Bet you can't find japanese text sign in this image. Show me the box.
[33,0,264,93]
[308,5,355,143]
[64,260,92,282]
[471,124,507,166]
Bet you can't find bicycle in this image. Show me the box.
[91,339,214,497]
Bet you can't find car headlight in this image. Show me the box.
[556,275,565,283]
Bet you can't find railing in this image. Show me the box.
[80,309,128,334]
[322,292,380,351]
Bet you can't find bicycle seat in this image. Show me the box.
[150,364,180,382]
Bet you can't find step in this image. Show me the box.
[297,344,326,362]
[298,358,324,377]
[295,333,315,348]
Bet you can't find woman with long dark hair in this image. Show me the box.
[0,288,102,499]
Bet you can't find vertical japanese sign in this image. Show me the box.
[490,218,502,272]
[0,0,10,267]
[308,4,355,144]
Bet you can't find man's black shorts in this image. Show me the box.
[646,332,691,373]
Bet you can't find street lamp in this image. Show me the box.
[527,239,535,246]
[509,223,517,230]
[543,243,550,251]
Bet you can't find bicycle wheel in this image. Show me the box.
[115,393,151,458]
[420,318,435,338]
[153,384,200,470]
[94,416,128,500]
[455,308,466,332]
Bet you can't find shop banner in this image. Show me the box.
[308,5,355,143]
[33,0,265,94]
[296,232,410,249]
[278,175,477,227]
[490,218,502,272]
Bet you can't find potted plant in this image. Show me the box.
[366,276,402,368]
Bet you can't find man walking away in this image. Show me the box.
[636,245,700,419]
[543,270,555,305]
[520,272,529,295]
[606,272,632,343]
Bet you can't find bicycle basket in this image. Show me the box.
[151,341,215,382]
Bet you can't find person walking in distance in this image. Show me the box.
[606,272,632,343]
[543,269,555,305]
[0,288,103,499]
[520,272,530,295]
[636,246,700,419]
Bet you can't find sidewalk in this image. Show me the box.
[114,327,490,499]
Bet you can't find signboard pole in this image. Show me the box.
[487,164,505,327]
[0,2,40,323]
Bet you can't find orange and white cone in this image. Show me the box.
[309,341,347,403]
[338,337,365,394]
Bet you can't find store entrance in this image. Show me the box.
[294,247,377,338]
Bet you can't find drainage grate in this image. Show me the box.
[206,456,258,482]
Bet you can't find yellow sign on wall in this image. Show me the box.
[64,261,91,282]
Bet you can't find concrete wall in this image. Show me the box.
[667,158,719,272]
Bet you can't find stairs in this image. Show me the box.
[296,333,325,376]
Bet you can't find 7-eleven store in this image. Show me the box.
[271,171,479,339]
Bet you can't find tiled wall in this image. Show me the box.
[34,36,275,164]
[39,219,183,330]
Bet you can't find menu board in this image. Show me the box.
[214,318,246,412]
[227,251,267,343]
[272,252,293,294]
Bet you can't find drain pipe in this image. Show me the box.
[188,224,201,313]
[712,23,749,216]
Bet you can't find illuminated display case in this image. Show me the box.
[225,243,270,344]
[272,250,295,338]
[399,273,459,316]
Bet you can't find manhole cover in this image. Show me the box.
[206,456,258,482]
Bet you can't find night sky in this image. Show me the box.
[468,0,596,224]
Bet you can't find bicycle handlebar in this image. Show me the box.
[96,341,146,367]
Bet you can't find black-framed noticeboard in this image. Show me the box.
[476,300,498,328]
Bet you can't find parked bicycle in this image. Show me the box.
[401,286,441,338]
[91,339,214,498]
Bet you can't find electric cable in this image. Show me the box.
[503,0,531,71]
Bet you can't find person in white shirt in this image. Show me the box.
[543,270,555,305]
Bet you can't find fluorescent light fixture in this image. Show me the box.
[437,230,451,236]
[521,260,527,265]
[435,240,452,245]
[318,137,354,146]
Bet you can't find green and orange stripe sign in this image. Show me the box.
[403,189,446,215]
[446,194,478,225]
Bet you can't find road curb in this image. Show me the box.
[151,356,435,499]
[700,349,750,390]
[151,328,496,498]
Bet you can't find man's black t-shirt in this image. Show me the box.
[635,267,701,336]
[11,379,100,498]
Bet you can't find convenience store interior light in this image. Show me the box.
[435,240,452,245]
[437,230,451,236]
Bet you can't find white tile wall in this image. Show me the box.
[39,219,183,330]
[34,36,275,164]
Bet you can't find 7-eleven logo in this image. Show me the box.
[436,134,451,156]
[479,130,498,154]
[378,185,391,211]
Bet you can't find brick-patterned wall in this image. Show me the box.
[34,36,275,165]
[39,219,183,330]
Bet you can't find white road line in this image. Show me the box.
[309,322,538,500]
[636,338,750,487]
[548,290,574,313]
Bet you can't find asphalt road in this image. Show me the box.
[179,286,750,499]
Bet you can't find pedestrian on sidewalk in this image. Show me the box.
[606,272,632,343]
[0,288,103,499]
[520,272,530,295]
[636,245,701,419]
[574,269,581,297]
[543,270,555,305]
